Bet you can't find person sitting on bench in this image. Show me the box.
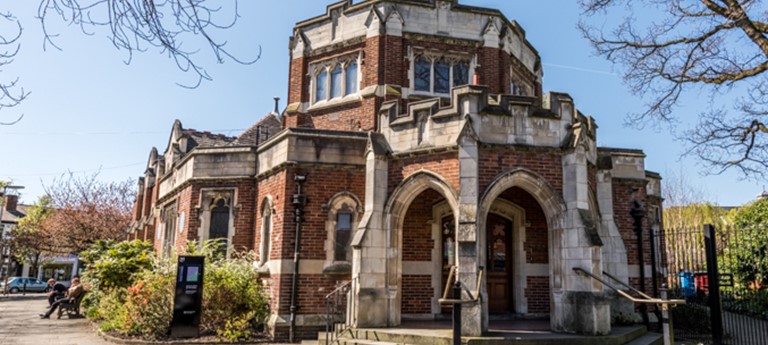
[40,277,84,319]
[46,278,67,306]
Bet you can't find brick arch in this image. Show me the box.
[384,170,459,326]
[478,168,566,326]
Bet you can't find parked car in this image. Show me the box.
[0,277,51,293]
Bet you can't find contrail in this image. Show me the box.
[543,62,618,76]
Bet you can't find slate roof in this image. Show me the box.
[183,128,237,149]
[231,114,283,146]
[1,204,29,224]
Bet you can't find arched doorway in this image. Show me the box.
[479,169,566,325]
[384,171,459,325]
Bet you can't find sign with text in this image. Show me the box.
[170,256,205,338]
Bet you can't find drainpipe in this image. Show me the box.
[289,174,307,343]
[630,190,649,329]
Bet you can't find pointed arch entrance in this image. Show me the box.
[479,168,566,324]
[385,171,459,325]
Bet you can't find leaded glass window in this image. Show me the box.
[331,65,343,98]
[316,69,328,101]
[335,205,352,261]
[434,59,450,94]
[414,57,431,92]
[345,62,358,95]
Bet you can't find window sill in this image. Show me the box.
[322,261,352,275]
[308,94,362,112]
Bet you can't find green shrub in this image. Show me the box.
[81,240,155,290]
[200,250,269,341]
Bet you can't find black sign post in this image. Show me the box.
[170,255,205,338]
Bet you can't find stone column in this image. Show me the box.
[456,124,485,336]
[350,135,390,327]
[557,146,610,335]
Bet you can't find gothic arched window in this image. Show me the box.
[334,204,353,261]
[259,198,273,266]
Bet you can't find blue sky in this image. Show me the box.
[0,0,763,206]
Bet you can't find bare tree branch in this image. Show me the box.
[36,0,261,88]
[580,0,768,179]
[0,12,28,125]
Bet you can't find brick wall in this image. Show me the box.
[402,189,442,261]
[258,165,364,317]
[388,152,460,194]
[477,147,564,197]
[612,178,650,267]
[402,275,433,314]
[525,276,550,314]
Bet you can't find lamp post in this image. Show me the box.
[0,184,24,293]
[629,189,649,329]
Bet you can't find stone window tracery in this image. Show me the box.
[311,52,362,104]
[410,49,474,96]
[196,189,235,257]
[324,192,361,267]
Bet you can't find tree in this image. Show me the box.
[1,0,259,125]
[44,172,134,253]
[8,196,55,277]
[579,0,768,178]
[724,197,768,289]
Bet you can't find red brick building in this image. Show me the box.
[130,0,664,340]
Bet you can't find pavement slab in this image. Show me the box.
[0,294,108,345]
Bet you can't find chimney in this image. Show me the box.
[4,194,18,212]
[272,97,281,116]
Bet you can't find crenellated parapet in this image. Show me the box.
[378,84,599,162]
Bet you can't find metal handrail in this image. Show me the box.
[438,266,485,305]
[601,270,655,300]
[573,268,685,305]
[324,280,352,345]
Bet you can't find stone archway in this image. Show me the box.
[384,170,459,326]
[479,168,566,328]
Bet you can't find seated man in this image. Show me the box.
[46,279,68,306]
[40,277,84,319]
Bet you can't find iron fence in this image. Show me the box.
[658,223,768,345]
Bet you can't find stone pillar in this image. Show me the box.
[350,135,390,327]
[557,146,610,335]
[456,123,485,336]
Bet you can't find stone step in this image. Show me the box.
[623,332,663,345]
[317,325,652,345]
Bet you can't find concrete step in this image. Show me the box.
[624,332,663,345]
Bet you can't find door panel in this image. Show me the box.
[486,213,512,314]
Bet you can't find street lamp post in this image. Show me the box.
[0,184,25,294]
[629,189,649,329]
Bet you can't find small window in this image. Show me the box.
[453,62,469,88]
[345,62,358,95]
[414,57,431,92]
[331,65,343,98]
[316,69,328,101]
[260,200,272,266]
[335,206,353,261]
[434,59,450,94]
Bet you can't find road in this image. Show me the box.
[0,294,108,345]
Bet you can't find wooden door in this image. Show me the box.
[486,213,512,314]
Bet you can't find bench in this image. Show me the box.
[57,291,87,319]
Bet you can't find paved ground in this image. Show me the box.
[0,293,108,345]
